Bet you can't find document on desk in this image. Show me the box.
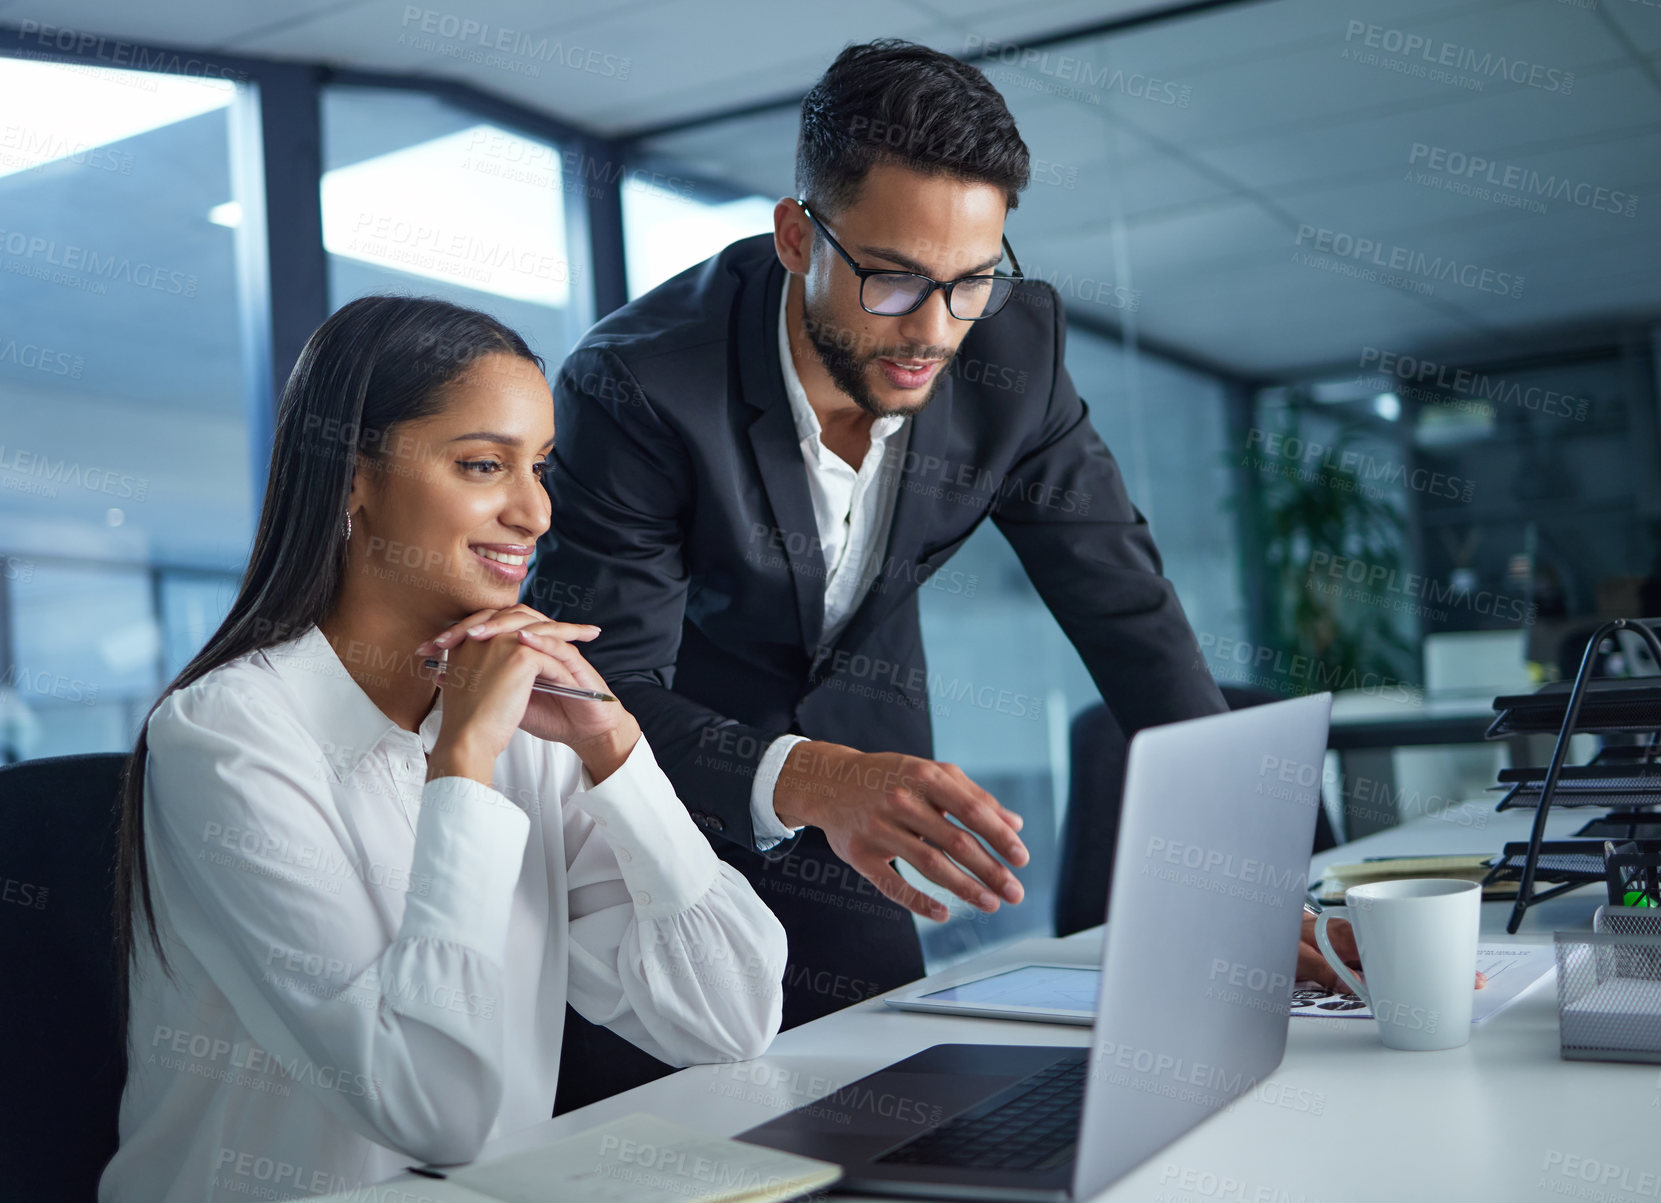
[439,1112,843,1203]
[1290,943,1556,1025]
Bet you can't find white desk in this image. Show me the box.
[340,800,1658,1203]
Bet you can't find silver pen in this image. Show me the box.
[421,657,617,703]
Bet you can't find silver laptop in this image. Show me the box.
[739,692,1332,1201]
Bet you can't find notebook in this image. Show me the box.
[302,1114,842,1203]
[1313,854,1512,904]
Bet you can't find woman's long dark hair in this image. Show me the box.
[113,295,543,1042]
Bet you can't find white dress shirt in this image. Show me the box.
[747,279,911,847]
[101,622,786,1203]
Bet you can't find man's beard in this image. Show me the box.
[801,296,956,419]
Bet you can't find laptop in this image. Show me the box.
[738,692,1332,1201]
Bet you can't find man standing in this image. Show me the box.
[531,39,1225,1073]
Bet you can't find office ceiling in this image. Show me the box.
[0,0,1173,136]
[1,0,1657,380]
[636,0,1661,379]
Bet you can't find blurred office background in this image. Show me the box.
[3,0,1658,963]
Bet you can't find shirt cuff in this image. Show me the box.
[751,734,810,850]
[574,733,724,920]
[400,775,531,959]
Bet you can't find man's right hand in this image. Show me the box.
[774,740,1029,922]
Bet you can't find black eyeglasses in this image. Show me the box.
[798,199,1023,321]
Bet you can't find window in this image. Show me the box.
[321,87,585,367]
[621,176,774,299]
[0,57,259,760]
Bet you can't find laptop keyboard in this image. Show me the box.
[875,1055,1085,1172]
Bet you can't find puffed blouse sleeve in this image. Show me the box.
[558,733,787,1065]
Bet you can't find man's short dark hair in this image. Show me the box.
[795,39,1030,216]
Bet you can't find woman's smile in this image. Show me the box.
[470,542,533,582]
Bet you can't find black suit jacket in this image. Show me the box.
[533,233,1225,1024]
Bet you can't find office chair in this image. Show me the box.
[1053,689,1338,938]
[0,752,129,1200]
[0,751,674,1162]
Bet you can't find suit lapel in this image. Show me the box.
[739,257,825,652]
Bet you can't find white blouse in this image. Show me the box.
[100,622,787,1203]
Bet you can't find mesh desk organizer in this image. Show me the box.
[1554,905,1661,1062]
[1482,619,1661,934]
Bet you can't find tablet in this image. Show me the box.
[883,962,1099,1025]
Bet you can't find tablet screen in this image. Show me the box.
[919,965,1100,1013]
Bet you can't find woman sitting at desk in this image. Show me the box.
[102,296,787,1201]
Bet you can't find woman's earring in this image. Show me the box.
[343,509,352,542]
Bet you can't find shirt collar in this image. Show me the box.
[259,623,445,782]
[777,276,906,458]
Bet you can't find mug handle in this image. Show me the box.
[1314,911,1369,1002]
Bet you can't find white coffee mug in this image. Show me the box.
[1314,878,1481,1051]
